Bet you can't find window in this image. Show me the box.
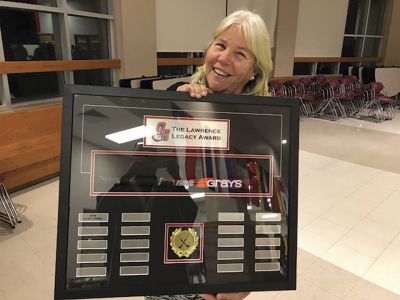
[0,1,115,104]
[342,0,388,57]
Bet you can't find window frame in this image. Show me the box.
[0,0,118,105]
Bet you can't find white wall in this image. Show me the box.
[227,0,277,48]
[295,0,349,57]
[156,0,226,52]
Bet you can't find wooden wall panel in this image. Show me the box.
[0,105,62,191]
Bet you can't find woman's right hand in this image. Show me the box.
[176,83,210,99]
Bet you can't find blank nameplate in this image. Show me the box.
[256,213,281,222]
[122,213,151,223]
[120,266,149,276]
[255,262,281,272]
[121,226,150,236]
[78,226,108,236]
[76,267,106,277]
[77,240,107,250]
[256,225,281,234]
[217,251,244,260]
[255,250,280,260]
[255,237,281,247]
[218,213,244,222]
[218,238,244,248]
[121,239,149,249]
[77,253,107,264]
[218,225,244,235]
[78,213,108,223]
[120,252,149,263]
[217,263,243,273]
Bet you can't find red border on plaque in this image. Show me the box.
[163,223,204,264]
[90,150,273,197]
[143,115,230,150]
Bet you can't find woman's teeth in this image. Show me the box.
[214,68,230,77]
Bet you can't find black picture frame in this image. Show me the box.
[55,84,299,299]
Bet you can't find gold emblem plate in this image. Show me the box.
[170,228,199,258]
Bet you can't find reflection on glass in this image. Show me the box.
[0,8,62,61]
[73,69,111,86]
[8,71,63,103]
[69,16,109,60]
[366,0,387,35]
[67,0,108,14]
[345,0,368,34]
[363,38,381,57]
[341,37,363,57]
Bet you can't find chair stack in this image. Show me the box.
[268,76,398,123]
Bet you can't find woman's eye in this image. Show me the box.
[215,43,225,49]
[236,52,246,58]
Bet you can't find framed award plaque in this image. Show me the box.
[55,85,299,299]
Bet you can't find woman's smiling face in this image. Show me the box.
[205,26,255,95]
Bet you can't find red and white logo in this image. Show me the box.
[152,122,170,142]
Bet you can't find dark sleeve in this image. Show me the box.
[167,81,189,91]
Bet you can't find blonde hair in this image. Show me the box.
[191,10,273,96]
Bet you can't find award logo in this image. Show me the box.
[170,228,199,258]
[164,223,204,264]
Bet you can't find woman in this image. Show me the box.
[175,10,272,99]
[147,10,273,300]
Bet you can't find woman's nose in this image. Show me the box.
[217,50,231,65]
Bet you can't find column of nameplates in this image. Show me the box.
[254,212,281,272]
[119,213,151,276]
[76,213,109,278]
[216,212,245,273]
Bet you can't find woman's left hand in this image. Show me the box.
[199,292,250,300]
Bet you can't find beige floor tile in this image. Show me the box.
[296,248,318,276]
[276,277,341,300]
[300,217,349,243]
[351,217,400,242]
[297,211,318,230]
[321,200,370,229]
[322,244,375,277]
[245,291,280,300]
[392,232,400,246]
[302,258,361,299]
[363,243,400,295]
[337,229,395,259]
[298,230,337,257]
[344,280,400,300]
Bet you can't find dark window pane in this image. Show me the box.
[4,0,56,6]
[293,63,314,75]
[73,69,111,86]
[316,63,337,75]
[366,0,387,35]
[339,63,357,76]
[345,0,368,34]
[0,8,62,61]
[67,0,108,14]
[8,72,63,103]
[363,38,381,56]
[341,37,363,57]
[69,16,109,59]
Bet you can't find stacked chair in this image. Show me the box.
[0,175,21,228]
[268,75,398,123]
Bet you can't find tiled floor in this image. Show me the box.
[1,112,400,300]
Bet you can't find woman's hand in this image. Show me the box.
[199,292,250,300]
[176,83,210,99]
